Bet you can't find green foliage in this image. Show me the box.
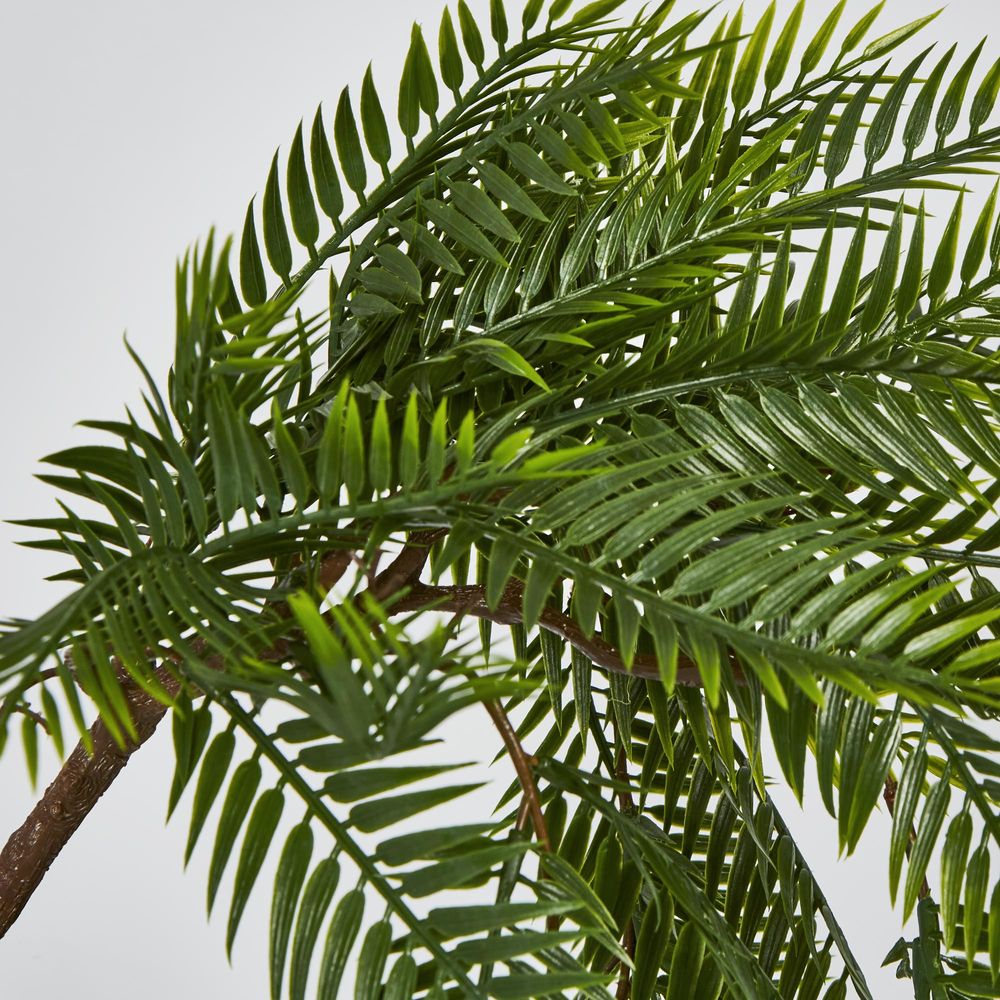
[9,1,1000,997]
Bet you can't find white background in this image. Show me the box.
[0,1,993,997]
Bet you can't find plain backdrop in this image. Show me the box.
[0,1,994,997]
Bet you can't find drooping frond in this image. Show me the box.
[8,1,1000,997]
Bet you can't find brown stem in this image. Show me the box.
[0,667,180,936]
[0,545,358,938]
[0,532,719,938]
[616,919,636,1000]
[483,699,550,852]
[9,704,50,734]
[387,581,736,685]
[367,528,446,601]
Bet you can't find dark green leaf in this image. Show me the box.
[334,87,367,196]
[439,8,464,94]
[458,0,486,68]
[239,201,267,307]
[227,787,285,956]
[360,66,392,170]
[206,758,263,914]
[185,730,236,864]
[269,823,313,1000]
[263,153,293,285]
[287,122,319,253]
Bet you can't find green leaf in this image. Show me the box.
[355,920,391,1000]
[845,706,901,853]
[376,824,497,867]
[799,0,845,79]
[825,205,868,334]
[283,863,341,1000]
[962,182,997,286]
[21,714,37,788]
[904,45,956,160]
[860,198,904,335]
[861,10,940,62]
[455,338,548,390]
[490,973,613,999]
[936,40,986,146]
[458,0,486,68]
[334,87,367,197]
[427,900,578,938]
[476,161,548,221]
[502,140,575,195]
[409,24,439,117]
[490,0,509,50]
[269,823,313,1000]
[349,783,484,833]
[384,955,418,1000]
[310,105,344,224]
[316,381,348,504]
[865,48,931,171]
[940,809,973,949]
[991,882,1000,983]
[169,698,211,820]
[522,0,544,36]
[839,1,886,58]
[905,604,1000,660]
[360,66,392,170]
[369,397,393,493]
[667,922,705,1000]
[732,2,774,112]
[286,122,319,253]
[271,401,311,509]
[227,787,285,956]
[424,198,508,266]
[399,842,531,898]
[263,152,293,285]
[971,55,1000,134]
[185,730,236,864]
[903,772,951,919]
[439,8,464,95]
[325,763,467,803]
[206,758,262,913]
[764,0,803,95]
[451,182,521,243]
[316,887,364,1000]
[927,192,964,304]
[966,843,991,971]
[239,201,267,307]
[825,64,887,184]
[896,198,925,324]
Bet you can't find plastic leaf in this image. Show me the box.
[263,152,293,285]
[360,66,392,170]
[334,87,367,197]
[287,122,319,252]
[239,201,267,307]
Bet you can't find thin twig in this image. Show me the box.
[386,581,732,685]
[616,920,636,1000]
[483,699,551,853]
[9,704,50,735]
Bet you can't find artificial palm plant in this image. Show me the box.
[4,0,1000,996]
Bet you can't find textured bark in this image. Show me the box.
[0,669,179,937]
[0,543,359,936]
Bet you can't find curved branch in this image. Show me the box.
[0,545,361,938]
[387,581,728,685]
[483,699,550,852]
[0,667,179,936]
